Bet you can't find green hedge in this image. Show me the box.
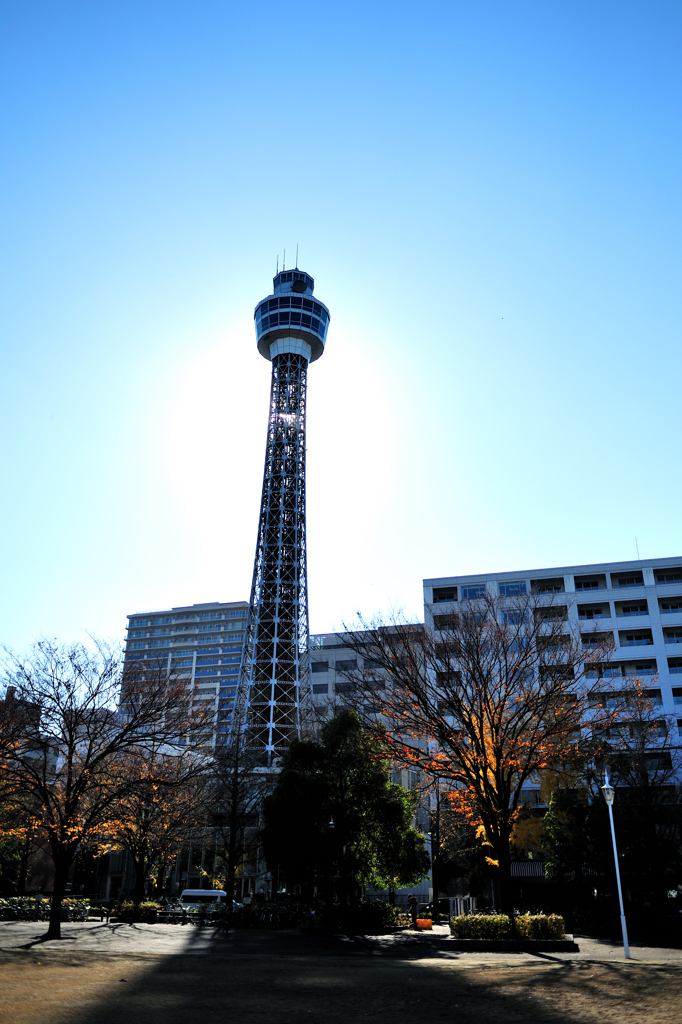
[0,897,89,912]
[114,900,160,923]
[450,914,565,939]
[450,914,512,938]
[312,898,408,935]
[515,914,565,939]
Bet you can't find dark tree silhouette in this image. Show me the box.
[262,710,429,903]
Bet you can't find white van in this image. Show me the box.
[179,889,227,911]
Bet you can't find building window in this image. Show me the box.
[660,598,682,613]
[312,684,329,695]
[616,602,648,617]
[432,587,457,603]
[461,585,485,600]
[672,688,682,706]
[619,630,653,646]
[335,660,357,672]
[655,569,682,584]
[499,581,526,596]
[433,613,458,629]
[668,658,682,674]
[631,661,657,674]
[578,604,610,620]
[581,632,612,647]
[535,606,568,621]
[574,574,607,591]
[311,661,329,673]
[612,572,644,587]
[531,577,565,594]
[664,628,682,644]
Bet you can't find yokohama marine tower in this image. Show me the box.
[234,267,330,764]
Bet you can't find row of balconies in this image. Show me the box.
[431,567,682,604]
[127,635,245,652]
[127,619,246,634]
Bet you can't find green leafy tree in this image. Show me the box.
[542,787,606,882]
[262,710,429,902]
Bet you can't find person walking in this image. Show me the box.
[408,894,418,929]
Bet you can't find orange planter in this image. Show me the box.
[416,919,433,930]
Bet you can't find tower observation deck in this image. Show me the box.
[233,267,330,764]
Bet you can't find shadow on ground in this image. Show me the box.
[3,927,682,1024]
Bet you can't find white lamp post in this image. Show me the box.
[601,773,630,959]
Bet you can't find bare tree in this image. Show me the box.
[0,638,206,939]
[205,717,266,918]
[339,591,617,915]
[103,744,207,902]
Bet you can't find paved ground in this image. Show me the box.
[2,922,682,1024]
[2,920,682,964]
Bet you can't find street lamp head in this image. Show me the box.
[329,817,335,828]
[602,774,615,806]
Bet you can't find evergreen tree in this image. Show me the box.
[262,710,429,902]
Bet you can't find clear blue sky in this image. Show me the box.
[1,1,681,652]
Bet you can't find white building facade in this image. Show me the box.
[424,556,682,727]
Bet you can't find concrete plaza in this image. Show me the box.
[2,921,682,1024]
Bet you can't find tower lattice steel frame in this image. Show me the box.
[233,267,330,763]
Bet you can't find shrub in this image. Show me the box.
[450,913,565,940]
[113,900,161,923]
[116,900,137,922]
[514,914,565,939]
[138,901,160,923]
[316,898,406,935]
[450,914,512,939]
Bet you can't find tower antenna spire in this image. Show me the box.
[283,249,286,271]
[276,255,278,274]
[295,243,298,269]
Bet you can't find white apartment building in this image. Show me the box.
[308,632,361,702]
[424,556,682,727]
[124,599,249,744]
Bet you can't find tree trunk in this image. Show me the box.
[497,843,514,919]
[225,824,239,926]
[130,854,148,903]
[156,855,166,897]
[17,836,32,895]
[45,853,71,940]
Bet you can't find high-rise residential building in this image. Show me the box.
[123,600,249,743]
[424,556,682,726]
[234,266,330,764]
